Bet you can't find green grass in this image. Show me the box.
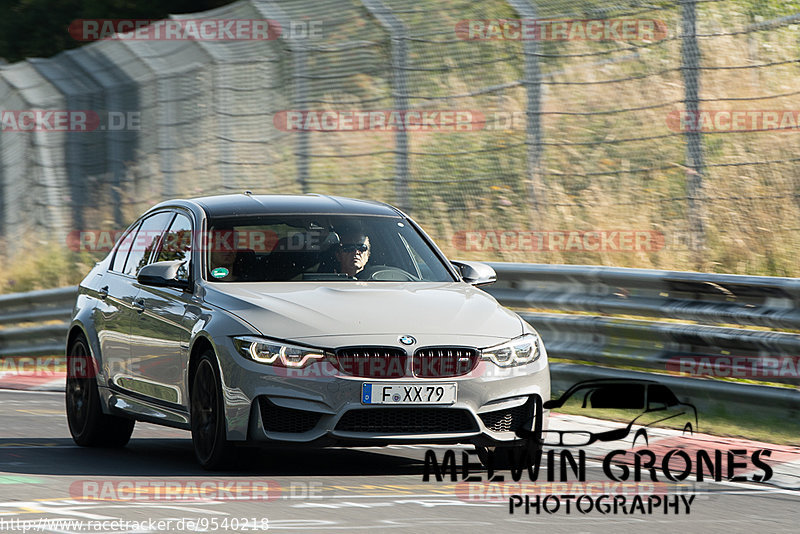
[550,357,798,389]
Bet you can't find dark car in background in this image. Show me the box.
[542,379,697,448]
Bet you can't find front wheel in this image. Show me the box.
[65,335,134,447]
[191,352,233,469]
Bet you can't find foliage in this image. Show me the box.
[0,0,235,62]
[0,243,97,293]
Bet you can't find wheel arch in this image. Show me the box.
[67,323,88,350]
[66,322,103,380]
[66,321,113,414]
[188,334,216,398]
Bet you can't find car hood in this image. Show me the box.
[203,281,523,348]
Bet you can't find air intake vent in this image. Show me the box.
[259,398,323,433]
[336,408,478,433]
[479,398,534,433]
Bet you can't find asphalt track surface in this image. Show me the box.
[0,389,798,533]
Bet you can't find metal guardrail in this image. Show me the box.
[486,263,800,383]
[486,263,800,329]
[520,312,800,386]
[0,287,76,358]
[0,265,798,413]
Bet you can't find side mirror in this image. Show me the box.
[137,260,191,290]
[451,260,497,286]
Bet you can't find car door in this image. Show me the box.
[104,211,174,395]
[92,221,141,386]
[128,211,196,407]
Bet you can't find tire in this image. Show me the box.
[475,439,543,470]
[191,351,233,470]
[65,335,135,447]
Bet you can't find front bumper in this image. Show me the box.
[215,336,551,447]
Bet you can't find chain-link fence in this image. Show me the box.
[1,0,800,276]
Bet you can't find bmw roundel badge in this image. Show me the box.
[399,335,416,346]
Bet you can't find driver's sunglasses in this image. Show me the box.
[340,243,369,253]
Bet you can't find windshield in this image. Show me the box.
[204,214,455,283]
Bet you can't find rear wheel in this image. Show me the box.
[191,352,233,470]
[65,335,134,447]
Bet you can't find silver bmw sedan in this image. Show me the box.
[65,194,550,469]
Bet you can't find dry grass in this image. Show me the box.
[0,241,95,294]
[3,1,800,291]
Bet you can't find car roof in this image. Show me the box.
[184,193,402,218]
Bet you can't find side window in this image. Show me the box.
[123,212,174,277]
[111,222,141,273]
[156,213,193,282]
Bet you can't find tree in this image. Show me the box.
[0,0,236,63]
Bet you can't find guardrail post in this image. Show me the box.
[360,0,410,212]
[680,0,706,258]
[0,135,4,244]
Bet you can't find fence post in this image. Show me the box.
[360,0,410,212]
[0,135,4,245]
[293,44,310,193]
[508,0,544,216]
[257,2,310,194]
[680,0,706,257]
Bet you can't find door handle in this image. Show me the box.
[133,298,146,312]
[98,286,109,300]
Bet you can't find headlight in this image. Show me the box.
[233,336,327,368]
[481,333,541,368]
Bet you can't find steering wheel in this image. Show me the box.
[356,265,418,281]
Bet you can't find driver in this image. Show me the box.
[334,231,370,278]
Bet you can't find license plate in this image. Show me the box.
[361,383,457,405]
